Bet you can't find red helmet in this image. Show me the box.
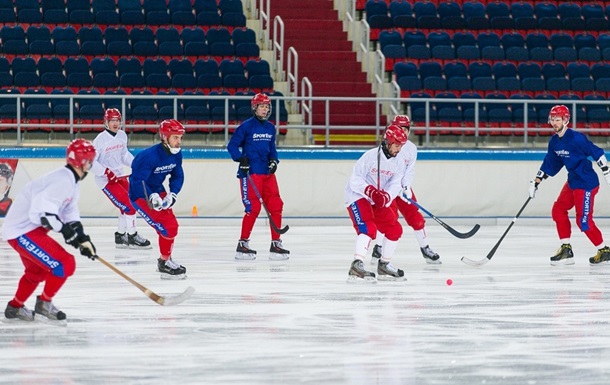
[548,105,570,124]
[384,124,408,146]
[391,115,411,131]
[66,139,96,169]
[251,93,272,120]
[104,108,121,121]
[159,119,185,141]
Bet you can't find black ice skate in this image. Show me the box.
[377,260,407,281]
[370,244,382,265]
[115,232,129,249]
[35,296,66,320]
[590,246,610,265]
[347,259,377,283]
[128,232,152,249]
[157,258,187,280]
[420,245,442,264]
[5,303,34,321]
[551,244,574,266]
[269,239,290,261]
[235,239,257,260]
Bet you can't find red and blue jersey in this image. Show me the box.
[129,143,184,201]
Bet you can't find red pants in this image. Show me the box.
[7,227,76,304]
[394,189,426,230]
[347,198,403,241]
[239,174,284,240]
[132,194,179,257]
[102,177,136,215]
[552,182,603,246]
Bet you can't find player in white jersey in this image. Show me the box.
[90,108,151,249]
[345,124,408,282]
[2,139,98,322]
[371,115,441,265]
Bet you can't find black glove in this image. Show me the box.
[60,224,79,248]
[239,156,250,174]
[268,159,278,174]
[78,235,97,261]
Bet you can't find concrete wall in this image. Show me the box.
[11,152,603,219]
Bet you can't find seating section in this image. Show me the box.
[366,0,610,135]
[0,0,288,134]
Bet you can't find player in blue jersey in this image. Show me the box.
[227,93,289,261]
[129,119,187,279]
[529,105,610,265]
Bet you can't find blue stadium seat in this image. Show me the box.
[403,30,426,49]
[68,0,94,24]
[567,62,591,80]
[517,62,542,80]
[554,47,577,62]
[419,61,442,80]
[542,62,566,80]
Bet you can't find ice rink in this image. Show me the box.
[2,219,610,385]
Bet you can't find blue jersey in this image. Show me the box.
[540,128,605,190]
[129,143,184,201]
[226,116,278,178]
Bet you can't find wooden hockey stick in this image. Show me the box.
[96,256,195,306]
[461,197,532,266]
[246,174,289,234]
[406,198,480,239]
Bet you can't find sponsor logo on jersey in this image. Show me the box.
[102,187,134,214]
[104,143,124,153]
[17,234,64,277]
[154,163,176,174]
[554,149,570,158]
[252,133,273,141]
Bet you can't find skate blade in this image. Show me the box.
[269,253,289,261]
[346,275,377,284]
[129,244,153,250]
[424,258,442,265]
[551,259,575,266]
[235,253,256,261]
[377,275,407,282]
[115,244,129,249]
[35,316,68,327]
[589,260,610,266]
[160,273,187,280]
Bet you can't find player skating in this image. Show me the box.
[2,139,97,322]
[370,115,441,265]
[345,124,408,282]
[529,104,610,265]
[227,93,289,261]
[129,119,186,279]
[91,108,151,250]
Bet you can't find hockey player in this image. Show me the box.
[529,104,610,265]
[2,139,97,322]
[0,162,14,216]
[345,124,408,282]
[91,108,151,249]
[227,93,289,261]
[371,115,441,265]
[129,119,187,279]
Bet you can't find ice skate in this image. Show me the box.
[377,260,407,281]
[420,245,442,264]
[128,232,152,249]
[235,239,257,260]
[269,239,290,261]
[590,246,610,265]
[115,232,129,249]
[347,259,377,283]
[35,296,66,321]
[157,258,187,280]
[370,244,381,265]
[5,303,34,321]
[550,244,574,266]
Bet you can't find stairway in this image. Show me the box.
[270,0,383,145]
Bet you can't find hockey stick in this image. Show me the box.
[246,174,289,234]
[461,197,532,266]
[406,198,480,239]
[141,180,153,208]
[96,256,195,306]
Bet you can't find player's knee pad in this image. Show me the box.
[358,221,377,239]
[265,196,284,215]
[384,222,403,241]
[406,212,425,230]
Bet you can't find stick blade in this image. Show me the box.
[449,223,481,239]
[159,286,195,306]
[276,225,289,234]
[461,256,489,267]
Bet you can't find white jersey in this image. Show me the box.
[398,141,417,188]
[345,146,407,207]
[90,129,134,189]
[2,167,81,240]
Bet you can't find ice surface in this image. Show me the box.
[1,222,610,384]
